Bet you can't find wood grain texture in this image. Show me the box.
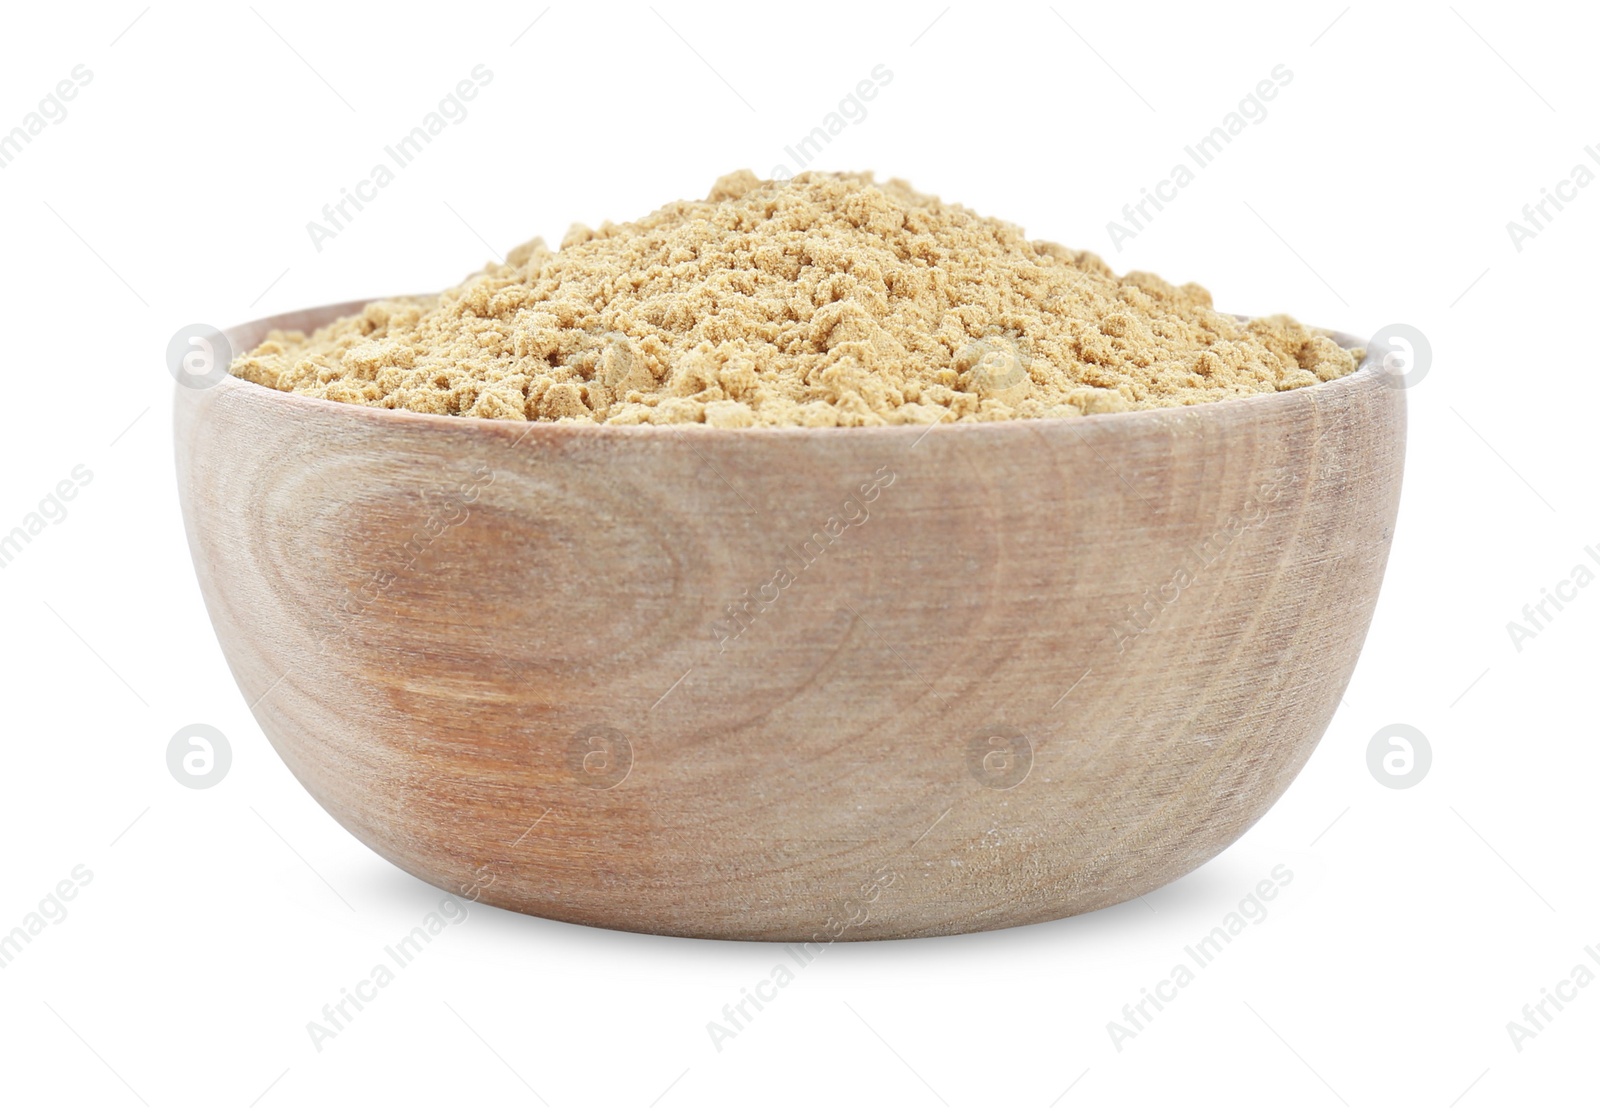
[175,300,1405,940]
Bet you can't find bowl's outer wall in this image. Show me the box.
[175,305,1405,940]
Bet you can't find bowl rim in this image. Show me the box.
[196,299,1390,442]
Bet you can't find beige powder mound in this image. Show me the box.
[232,171,1361,426]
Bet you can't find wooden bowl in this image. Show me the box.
[175,300,1404,940]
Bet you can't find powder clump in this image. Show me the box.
[232,171,1361,425]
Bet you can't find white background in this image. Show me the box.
[1,1,1595,1111]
